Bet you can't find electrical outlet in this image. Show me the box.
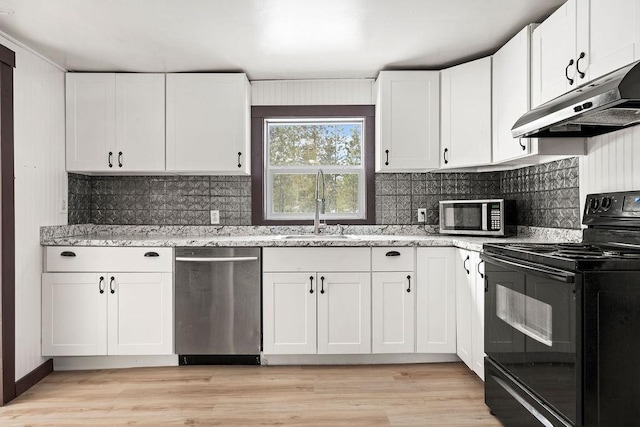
[417,208,427,223]
[60,198,67,213]
[210,210,220,224]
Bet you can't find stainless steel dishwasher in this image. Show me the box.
[175,247,261,365]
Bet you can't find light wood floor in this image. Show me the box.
[0,363,501,426]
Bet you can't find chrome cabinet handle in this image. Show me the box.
[98,276,105,294]
[407,275,411,293]
[108,151,113,168]
[576,52,586,79]
[385,149,389,166]
[118,151,123,168]
[109,276,116,294]
[463,255,470,274]
[237,152,242,168]
[477,260,484,279]
[443,148,449,164]
[565,59,575,85]
[309,276,314,294]
[320,276,325,294]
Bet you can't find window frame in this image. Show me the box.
[251,105,375,225]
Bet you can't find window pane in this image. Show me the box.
[267,121,363,167]
[271,173,360,216]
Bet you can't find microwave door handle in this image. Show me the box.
[480,253,576,283]
[482,203,488,231]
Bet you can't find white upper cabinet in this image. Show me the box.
[579,0,640,82]
[375,71,440,172]
[166,73,251,175]
[440,57,492,169]
[66,73,165,173]
[493,26,533,163]
[533,0,640,107]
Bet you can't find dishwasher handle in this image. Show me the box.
[175,256,259,262]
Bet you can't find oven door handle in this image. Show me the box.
[480,253,575,283]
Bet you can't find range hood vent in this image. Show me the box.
[512,60,640,138]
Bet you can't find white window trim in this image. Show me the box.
[264,118,366,221]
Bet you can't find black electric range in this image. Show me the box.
[482,190,640,427]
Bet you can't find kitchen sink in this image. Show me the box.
[277,234,357,240]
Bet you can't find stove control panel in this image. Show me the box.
[584,191,640,225]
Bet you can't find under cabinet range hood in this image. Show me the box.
[512,60,640,138]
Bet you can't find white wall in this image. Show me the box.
[579,125,640,218]
[251,79,374,105]
[0,33,67,380]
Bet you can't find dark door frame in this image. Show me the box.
[0,42,16,405]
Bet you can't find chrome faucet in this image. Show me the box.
[314,169,325,234]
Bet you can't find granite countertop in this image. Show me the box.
[40,225,583,252]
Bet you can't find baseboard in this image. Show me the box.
[53,355,179,371]
[15,358,53,397]
[262,353,460,365]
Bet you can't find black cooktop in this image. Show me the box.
[484,191,640,271]
[483,242,640,271]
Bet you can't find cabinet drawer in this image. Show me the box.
[45,247,172,273]
[372,247,414,272]
[263,248,370,272]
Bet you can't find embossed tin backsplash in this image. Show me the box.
[68,157,580,229]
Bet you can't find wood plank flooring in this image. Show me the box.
[0,362,501,426]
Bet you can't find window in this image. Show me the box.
[252,106,375,225]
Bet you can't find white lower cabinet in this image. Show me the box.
[262,248,371,355]
[455,249,485,380]
[42,247,174,357]
[416,247,457,353]
[372,272,415,353]
[263,271,371,355]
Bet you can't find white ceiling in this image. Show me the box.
[0,0,565,80]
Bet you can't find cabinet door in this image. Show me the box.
[492,26,533,163]
[375,71,440,172]
[42,273,107,356]
[579,0,640,82]
[107,272,173,355]
[263,273,317,355]
[455,250,474,369]
[372,272,415,353]
[532,0,578,107]
[441,57,492,168]
[416,248,456,353]
[66,73,115,172]
[166,73,250,174]
[115,74,165,172]
[471,252,485,380]
[317,272,371,354]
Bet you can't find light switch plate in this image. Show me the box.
[210,210,220,224]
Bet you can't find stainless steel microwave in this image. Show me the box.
[439,199,516,236]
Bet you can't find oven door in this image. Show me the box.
[482,253,581,426]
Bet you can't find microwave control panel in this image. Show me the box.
[489,203,501,230]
